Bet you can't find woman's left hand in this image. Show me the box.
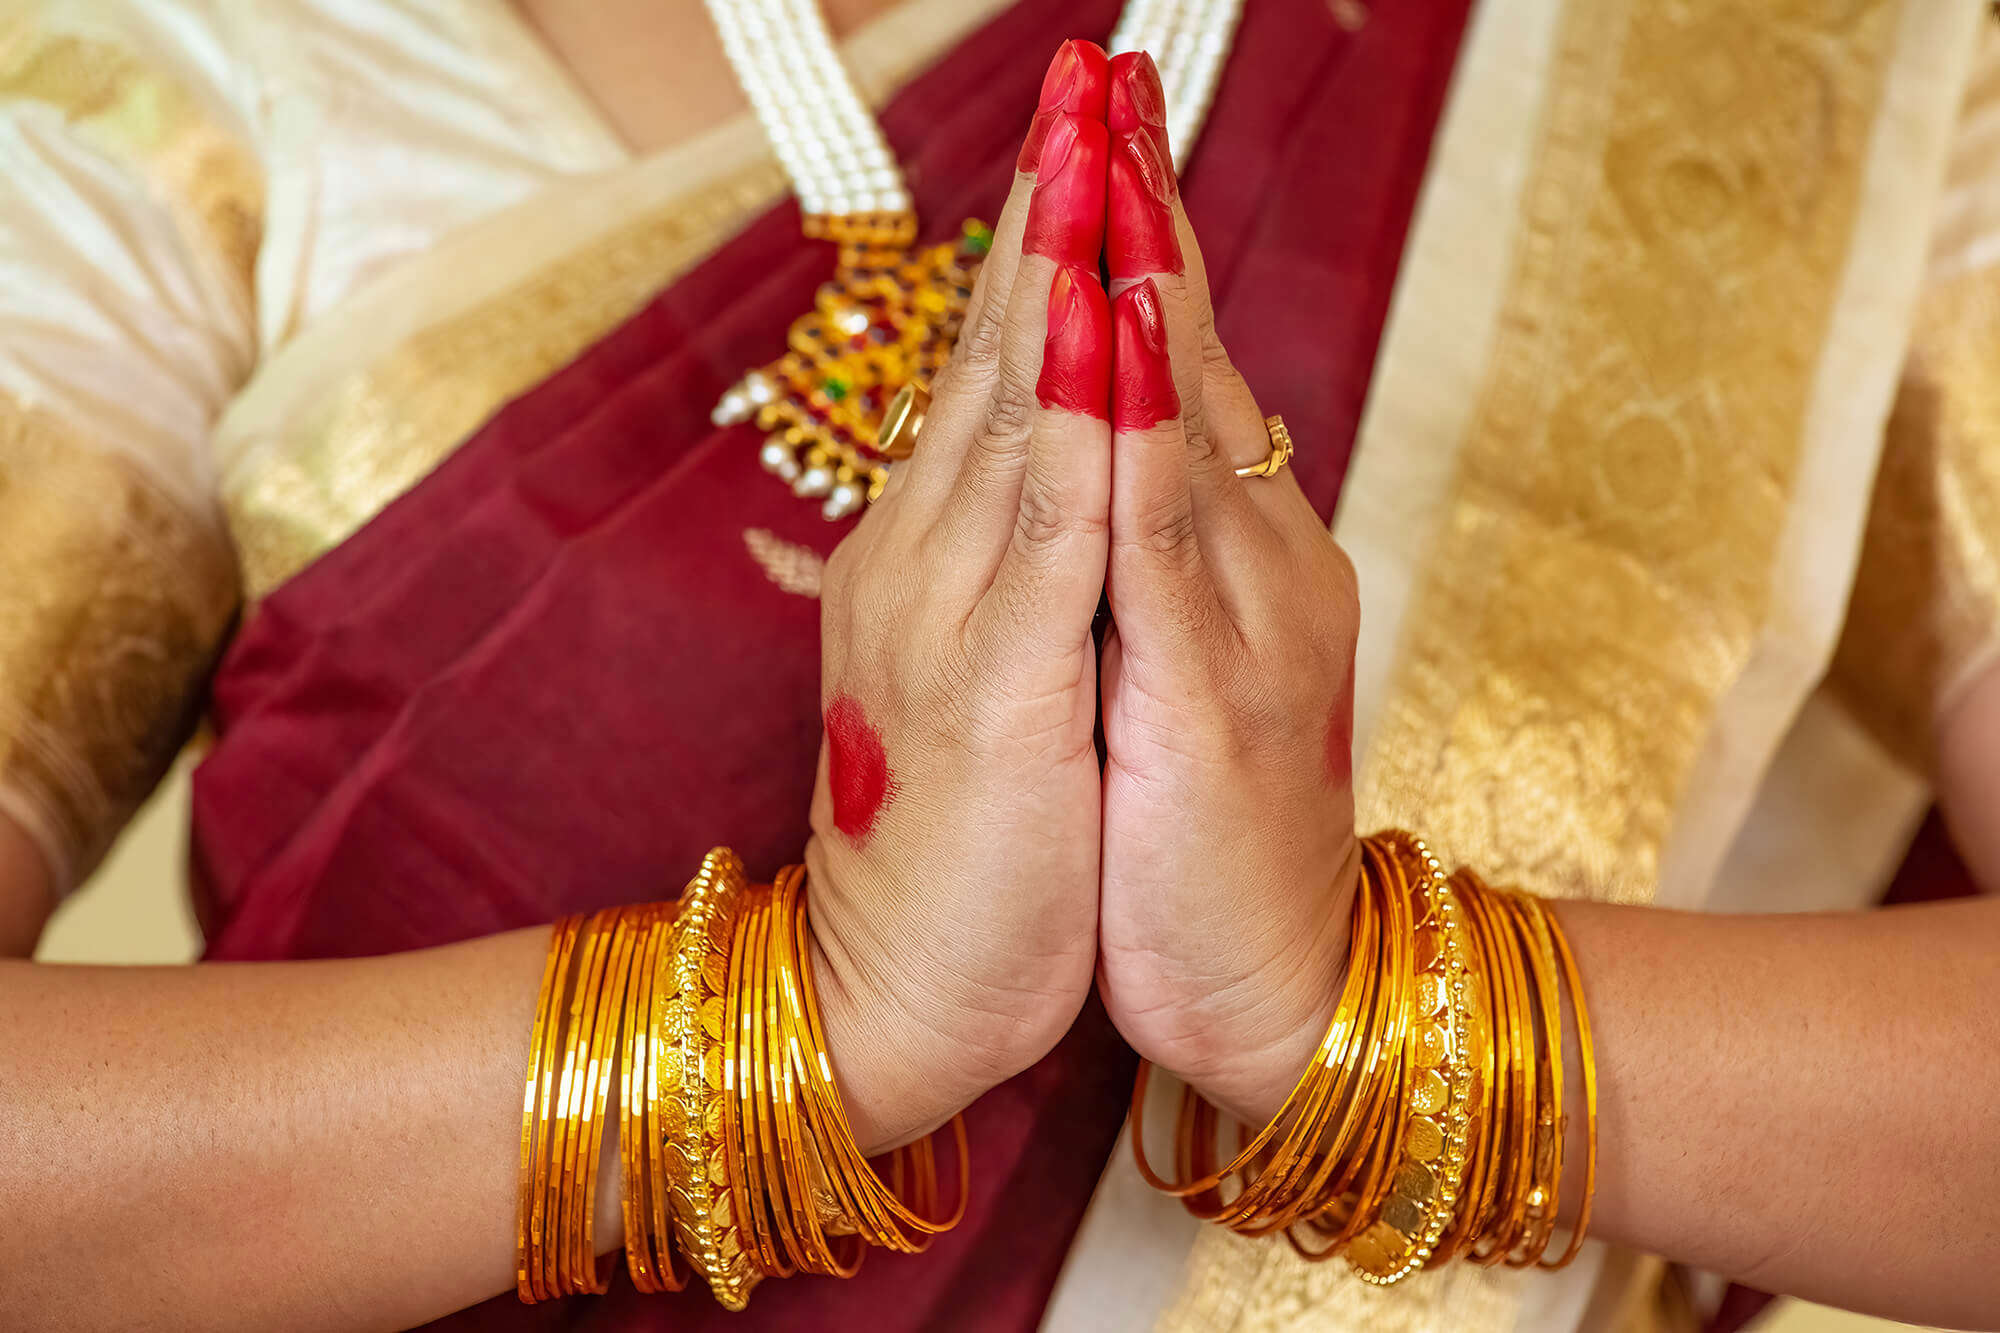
[1093,52,1362,1125]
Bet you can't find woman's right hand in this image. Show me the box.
[804,39,1115,1153]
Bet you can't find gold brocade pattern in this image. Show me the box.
[1357,0,1896,905]
[0,397,239,890]
[1829,266,2000,770]
[0,18,263,291]
[1161,0,1902,1329]
[223,162,787,604]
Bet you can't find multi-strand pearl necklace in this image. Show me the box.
[706,0,1245,518]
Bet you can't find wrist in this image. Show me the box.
[1177,842,1361,1127]
[801,840,986,1155]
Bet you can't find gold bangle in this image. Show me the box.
[1128,829,1595,1283]
[1349,837,1479,1286]
[662,848,761,1310]
[517,915,581,1303]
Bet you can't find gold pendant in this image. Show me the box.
[713,212,991,519]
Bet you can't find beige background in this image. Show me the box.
[34,765,1953,1333]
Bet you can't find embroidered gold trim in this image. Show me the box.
[0,396,238,891]
[1830,264,2000,771]
[1357,0,1900,907]
[221,161,786,604]
[0,17,263,292]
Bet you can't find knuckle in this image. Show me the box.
[1014,476,1106,560]
[1182,403,1227,473]
[1122,493,1201,563]
[954,304,1006,375]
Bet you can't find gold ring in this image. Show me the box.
[1234,415,1294,478]
[876,383,930,461]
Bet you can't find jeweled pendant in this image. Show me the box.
[715,213,993,519]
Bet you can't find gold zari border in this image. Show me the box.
[0,397,239,891]
[222,161,787,604]
[1356,0,1900,906]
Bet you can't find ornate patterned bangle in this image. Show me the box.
[660,848,762,1310]
[1349,836,1482,1285]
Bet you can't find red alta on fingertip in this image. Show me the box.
[1108,50,1168,141]
[1018,39,1110,173]
[1021,114,1108,267]
[1112,279,1179,432]
[1038,266,1112,417]
[1109,128,1183,279]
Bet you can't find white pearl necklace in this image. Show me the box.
[703,0,1244,219]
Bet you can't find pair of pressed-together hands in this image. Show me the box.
[801,41,1362,1153]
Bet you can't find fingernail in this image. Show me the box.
[1112,279,1178,432]
[1108,128,1182,279]
[1022,114,1108,266]
[1108,51,1167,136]
[1019,39,1110,172]
[1038,265,1112,417]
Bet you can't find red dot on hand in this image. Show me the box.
[826,693,896,842]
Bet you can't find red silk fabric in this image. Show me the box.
[191,1,1472,1327]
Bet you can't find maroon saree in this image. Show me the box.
[190,1,1473,1327]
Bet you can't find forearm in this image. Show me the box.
[1552,896,2000,1327]
[0,930,562,1330]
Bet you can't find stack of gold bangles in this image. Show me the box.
[1131,830,1598,1283]
[516,849,967,1308]
[518,832,1593,1305]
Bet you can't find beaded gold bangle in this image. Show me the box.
[1129,830,1597,1286]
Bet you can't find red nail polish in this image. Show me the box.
[1038,265,1112,417]
[1022,114,1108,266]
[1112,279,1178,432]
[1108,128,1183,279]
[1018,39,1110,173]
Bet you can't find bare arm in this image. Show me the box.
[0,824,927,1331]
[0,921,555,1331]
[1550,666,2000,1329]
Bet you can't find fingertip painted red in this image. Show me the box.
[825,693,896,842]
[1038,265,1112,417]
[1105,50,1182,280]
[1021,113,1109,267]
[1018,39,1111,173]
[1107,50,1167,140]
[1111,279,1179,432]
[1108,129,1183,279]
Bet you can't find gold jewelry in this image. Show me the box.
[661,849,762,1310]
[875,382,930,461]
[1234,414,1295,478]
[517,849,971,1307]
[1130,830,1596,1284]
